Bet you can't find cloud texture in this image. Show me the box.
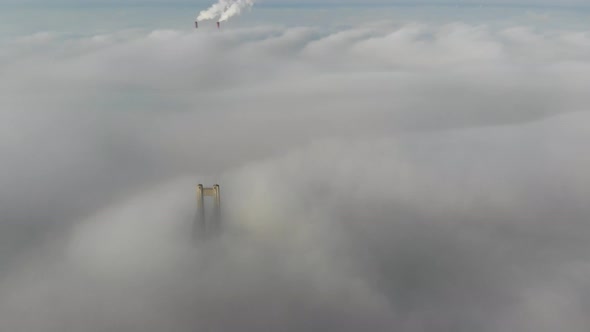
[1,21,590,332]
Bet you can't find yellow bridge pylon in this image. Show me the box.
[195,184,221,239]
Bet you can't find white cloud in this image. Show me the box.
[1,22,590,332]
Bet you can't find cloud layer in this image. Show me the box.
[1,22,590,332]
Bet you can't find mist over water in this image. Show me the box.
[1,15,590,332]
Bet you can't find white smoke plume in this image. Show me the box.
[218,0,254,22]
[196,0,254,23]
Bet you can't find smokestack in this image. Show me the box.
[195,21,199,29]
[217,21,220,29]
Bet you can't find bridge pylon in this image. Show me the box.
[195,184,221,240]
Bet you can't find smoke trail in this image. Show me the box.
[196,0,229,21]
[196,0,254,22]
[219,0,254,22]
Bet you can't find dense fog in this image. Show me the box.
[1,21,590,331]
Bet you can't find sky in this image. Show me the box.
[1,0,589,5]
[1,1,590,332]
